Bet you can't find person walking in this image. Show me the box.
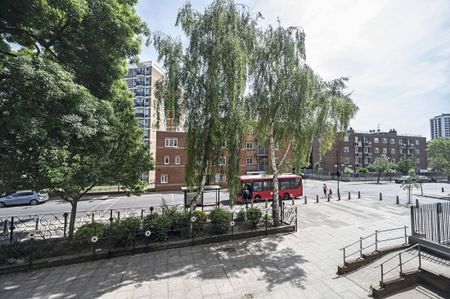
[323,183,327,198]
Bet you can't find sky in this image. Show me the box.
[136,0,450,139]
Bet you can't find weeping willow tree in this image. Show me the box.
[248,24,358,226]
[153,0,259,208]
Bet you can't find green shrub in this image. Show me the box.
[246,208,262,228]
[209,208,232,235]
[193,210,207,232]
[234,209,246,223]
[170,211,190,235]
[142,213,159,231]
[150,214,171,241]
[111,217,141,244]
[74,222,107,243]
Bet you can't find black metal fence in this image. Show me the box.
[0,203,297,268]
[411,202,450,246]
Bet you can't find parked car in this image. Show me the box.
[395,176,436,184]
[395,176,411,184]
[418,176,436,183]
[0,191,48,207]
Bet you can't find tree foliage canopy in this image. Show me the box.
[397,157,415,175]
[428,138,450,176]
[154,0,259,202]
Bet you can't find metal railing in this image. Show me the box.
[340,226,408,265]
[375,243,421,287]
[411,202,450,247]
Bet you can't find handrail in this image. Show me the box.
[375,243,422,287]
[339,226,408,265]
[374,243,420,268]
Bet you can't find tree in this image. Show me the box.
[153,0,259,208]
[247,24,358,225]
[397,157,415,174]
[0,0,152,238]
[368,155,395,183]
[401,169,420,204]
[428,138,450,182]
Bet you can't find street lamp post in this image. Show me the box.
[336,149,341,196]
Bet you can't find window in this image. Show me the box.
[344,135,349,142]
[274,143,280,151]
[374,138,379,144]
[390,139,395,145]
[343,147,349,153]
[253,181,263,192]
[415,139,420,145]
[215,174,226,183]
[246,142,254,149]
[344,157,350,164]
[364,158,369,165]
[391,148,395,154]
[415,149,420,155]
[391,158,396,163]
[355,147,359,153]
[218,157,226,165]
[160,175,168,184]
[382,138,387,144]
[374,147,379,154]
[383,148,387,154]
[364,147,369,153]
[416,158,420,164]
[175,155,181,165]
[165,138,178,147]
[354,136,359,142]
[246,157,253,165]
[164,156,170,165]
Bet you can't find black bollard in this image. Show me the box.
[348,192,351,200]
[316,195,319,203]
[358,191,361,199]
[442,187,445,193]
[304,196,307,204]
[327,194,330,202]
[338,193,341,201]
[416,199,419,207]
[379,193,382,201]
[396,196,399,204]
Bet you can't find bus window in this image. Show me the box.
[289,178,298,188]
[263,180,272,191]
[253,181,263,192]
[280,179,290,190]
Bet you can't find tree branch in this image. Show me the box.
[276,139,292,168]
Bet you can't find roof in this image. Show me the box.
[240,174,299,180]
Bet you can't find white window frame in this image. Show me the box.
[175,155,181,165]
[160,175,168,184]
[218,156,226,166]
[165,138,178,147]
[245,142,254,149]
[343,147,349,153]
[374,147,379,154]
[383,148,387,154]
[382,138,387,144]
[215,174,226,183]
[164,156,170,165]
[390,139,395,145]
[415,139,420,145]
[246,157,253,165]
[374,138,379,144]
[391,148,395,154]
[344,135,349,142]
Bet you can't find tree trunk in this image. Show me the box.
[420,183,423,196]
[377,171,381,184]
[269,128,280,227]
[68,198,78,239]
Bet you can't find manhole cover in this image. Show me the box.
[242,294,254,298]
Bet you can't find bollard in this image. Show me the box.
[379,193,382,201]
[304,196,307,204]
[348,192,351,200]
[338,193,341,201]
[316,195,319,203]
[327,194,330,202]
[442,187,445,193]
[358,191,361,199]
[416,199,419,208]
[292,196,294,205]
[396,196,399,205]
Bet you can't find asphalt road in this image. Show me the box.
[0,180,448,219]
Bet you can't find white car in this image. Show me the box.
[0,191,48,207]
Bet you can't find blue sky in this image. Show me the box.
[137,0,450,139]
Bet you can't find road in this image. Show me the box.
[0,180,448,219]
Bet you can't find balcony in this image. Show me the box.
[256,148,268,156]
[134,80,145,87]
[135,69,146,77]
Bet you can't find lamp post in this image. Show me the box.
[336,149,341,195]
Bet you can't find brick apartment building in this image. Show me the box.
[311,128,427,172]
[155,131,291,191]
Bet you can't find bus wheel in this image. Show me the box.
[254,195,261,202]
[283,193,290,200]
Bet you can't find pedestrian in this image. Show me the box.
[323,183,327,198]
[329,188,333,198]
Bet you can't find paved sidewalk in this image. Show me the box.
[0,197,439,299]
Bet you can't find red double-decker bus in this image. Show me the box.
[237,174,303,203]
